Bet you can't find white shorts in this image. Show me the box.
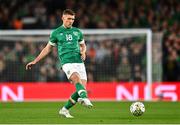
[62,63,87,80]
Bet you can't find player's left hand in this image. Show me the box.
[81,52,86,61]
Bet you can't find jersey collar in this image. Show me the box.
[62,24,72,29]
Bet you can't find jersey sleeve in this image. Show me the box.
[78,30,85,44]
[49,31,57,46]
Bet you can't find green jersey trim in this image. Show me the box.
[49,41,56,46]
[79,39,85,44]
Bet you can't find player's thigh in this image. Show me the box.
[77,63,87,81]
[62,63,76,80]
[69,72,81,83]
[62,63,84,82]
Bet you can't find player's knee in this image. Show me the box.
[70,72,81,83]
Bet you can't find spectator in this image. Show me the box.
[0,0,179,82]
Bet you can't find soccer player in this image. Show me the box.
[26,9,93,118]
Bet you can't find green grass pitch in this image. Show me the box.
[0,101,180,124]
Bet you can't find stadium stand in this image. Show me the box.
[0,0,179,82]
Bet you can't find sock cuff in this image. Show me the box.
[78,89,86,96]
[62,107,67,110]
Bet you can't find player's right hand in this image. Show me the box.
[26,61,36,70]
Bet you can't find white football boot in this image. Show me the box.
[78,98,93,108]
[59,107,74,118]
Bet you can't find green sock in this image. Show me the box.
[64,100,74,110]
[64,92,79,109]
[71,91,79,102]
[75,83,87,98]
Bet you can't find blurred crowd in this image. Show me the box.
[0,0,179,30]
[0,38,147,82]
[0,0,179,81]
[163,31,180,81]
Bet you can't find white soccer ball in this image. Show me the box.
[130,102,145,116]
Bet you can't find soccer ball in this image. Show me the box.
[130,102,145,116]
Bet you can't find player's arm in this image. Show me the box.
[26,43,53,70]
[78,29,86,61]
[80,42,86,61]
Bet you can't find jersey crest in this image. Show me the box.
[73,31,78,36]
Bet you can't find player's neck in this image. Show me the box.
[62,24,72,29]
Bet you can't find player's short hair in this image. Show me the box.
[63,9,75,16]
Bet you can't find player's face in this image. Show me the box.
[62,14,75,28]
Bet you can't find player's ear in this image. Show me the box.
[62,15,66,21]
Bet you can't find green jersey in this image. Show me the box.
[49,25,84,66]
